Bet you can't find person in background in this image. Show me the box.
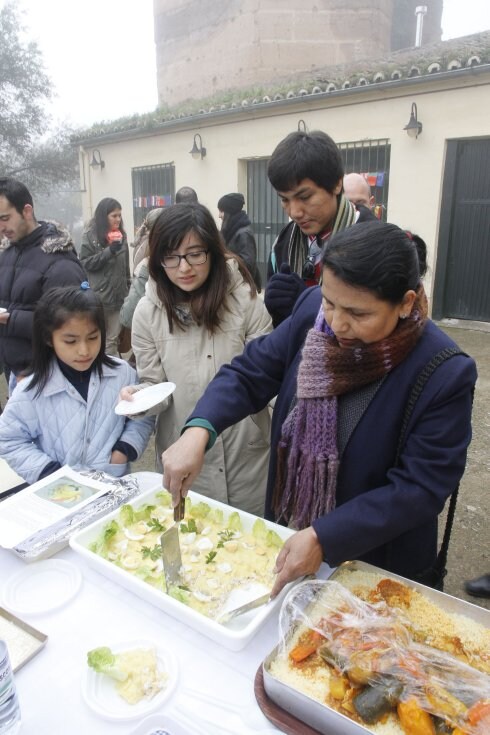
[0,284,153,485]
[120,203,272,516]
[120,208,165,330]
[343,173,374,211]
[160,222,476,596]
[0,177,86,393]
[217,192,261,291]
[80,198,130,356]
[132,208,164,269]
[175,186,198,204]
[264,130,375,326]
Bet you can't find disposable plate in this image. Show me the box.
[2,559,82,615]
[115,382,176,415]
[82,639,178,722]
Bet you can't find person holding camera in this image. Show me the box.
[265,130,375,326]
[80,197,130,355]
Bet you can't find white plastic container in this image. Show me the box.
[70,487,295,651]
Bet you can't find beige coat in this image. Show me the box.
[131,260,272,516]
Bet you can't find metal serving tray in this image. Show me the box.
[262,560,490,735]
[70,487,295,651]
[0,607,47,672]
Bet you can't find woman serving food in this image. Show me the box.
[160,222,477,596]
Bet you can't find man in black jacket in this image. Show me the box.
[265,130,375,325]
[0,178,86,391]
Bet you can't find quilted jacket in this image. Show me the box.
[0,358,154,484]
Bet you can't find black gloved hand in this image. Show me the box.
[109,240,123,254]
[264,263,307,326]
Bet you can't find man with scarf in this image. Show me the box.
[0,178,86,392]
[218,192,262,291]
[265,130,375,326]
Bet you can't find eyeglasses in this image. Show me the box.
[161,249,209,268]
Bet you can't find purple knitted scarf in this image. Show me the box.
[273,290,428,529]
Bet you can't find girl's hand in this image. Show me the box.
[110,450,128,464]
[271,527,324,598]
[119,385,138,402]
[162,427,209,507]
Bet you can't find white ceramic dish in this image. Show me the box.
[115,382,176,415]
[0,307,7,314]
[70,488,296,651]
[2,559,82,615]
[82,639,178,722]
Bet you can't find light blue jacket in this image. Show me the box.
[0,358,154,484]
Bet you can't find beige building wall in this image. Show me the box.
[153,0,393,106]
[81,74,490,307]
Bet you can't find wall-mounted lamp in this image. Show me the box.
[297,119,308,133]
[189,133,206,159]
[403,102,423,139]
[89,149,105,169]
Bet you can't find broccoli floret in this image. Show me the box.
[87,647,128,682]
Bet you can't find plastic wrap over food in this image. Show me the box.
[278,580,490,734]
[13,471,141,562]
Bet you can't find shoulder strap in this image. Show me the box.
[395,347,468,576]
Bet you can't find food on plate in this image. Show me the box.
[268,577,490,735]
[88,492,283,621]
[48,483,81,503]
[87,646,167,704]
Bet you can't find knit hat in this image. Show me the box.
[217,192,245,214]
[145,207,164,228]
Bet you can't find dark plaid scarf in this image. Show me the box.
[287,194,357,276]
[273,289,428,529]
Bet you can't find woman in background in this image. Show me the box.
[218,192,261,291]
[80,197,130,355]
[121,203,272,516]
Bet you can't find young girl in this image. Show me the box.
[80,197,130,356]
[121,203,272,516]
[0,284,153,485]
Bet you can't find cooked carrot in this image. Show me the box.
[397,699,436,735]
[289,629,324,663]
[466,700,490,726]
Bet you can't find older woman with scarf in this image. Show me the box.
[160,221,477,596]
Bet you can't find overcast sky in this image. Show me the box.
[7,0,490,129]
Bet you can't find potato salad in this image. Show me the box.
[89,492,283,621]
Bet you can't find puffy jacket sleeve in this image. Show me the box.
[44,254,87,291]
[80,229,113,272]
[0,386,56,484]
[229,229,257,273]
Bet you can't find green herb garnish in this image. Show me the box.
[141,545,161,561]
[147,518,165,532]
[205,551,217,564]
[180,518,198,534]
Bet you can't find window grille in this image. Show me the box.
[131,163,175,231]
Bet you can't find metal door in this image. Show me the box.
[247,159,289,285]
[433,139,490,321]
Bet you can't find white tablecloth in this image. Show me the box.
[1,473,333,735]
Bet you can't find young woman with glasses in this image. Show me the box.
[120,203,272,516]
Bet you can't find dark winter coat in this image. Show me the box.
[0,221,86,373]
[189,286,477,582]
[80,223,130,310]
[222,212,261,290]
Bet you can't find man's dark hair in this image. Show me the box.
[0,177,34,214]
[175,186,198,204]
[267,130,344,194]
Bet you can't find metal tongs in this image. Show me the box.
[160,494,185,590]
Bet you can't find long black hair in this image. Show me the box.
[27,285,118,396]
[322,221,426,304]
[93,197,126,244]
[148,203,256,333]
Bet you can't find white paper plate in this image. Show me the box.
[3,559,82,615]
[129,713,199,735]
[0,307,7,314]
[115,382,176,416]
[82,640,178,722]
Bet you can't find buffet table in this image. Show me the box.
[1,472,333,735]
